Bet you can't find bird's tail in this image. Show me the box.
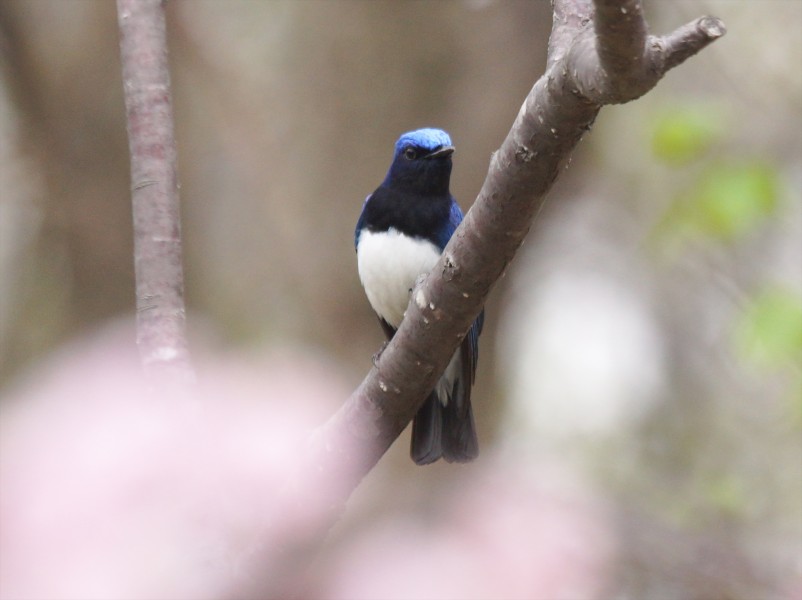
[410,387,478,465]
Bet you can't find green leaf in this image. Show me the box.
[651,106,722,164]
[660,162,781,243]
[736,287,802,370]
[693,163,780,239]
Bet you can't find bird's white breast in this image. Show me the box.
[357,228,441,328]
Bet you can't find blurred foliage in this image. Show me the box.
[704,473,747,518]
[649,102,798,419]
[650,101,785,243]
[651,105,723,164]
[736,286,802,419]
[676,162,781,241]
[737,287,802,370]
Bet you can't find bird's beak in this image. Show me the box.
[425,145,455,159]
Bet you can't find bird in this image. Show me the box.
[354,128,483,465]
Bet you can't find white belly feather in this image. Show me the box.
[357,228,441,328]
[357,228,461,406]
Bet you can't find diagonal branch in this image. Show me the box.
[306,0,726,497]
[117,0,194,383]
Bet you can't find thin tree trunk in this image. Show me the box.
[117,0,194,384]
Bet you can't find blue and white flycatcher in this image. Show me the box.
[355,128,482,464]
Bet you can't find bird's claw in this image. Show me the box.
[372,341,389,366]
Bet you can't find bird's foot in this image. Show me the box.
[372,341,389,366]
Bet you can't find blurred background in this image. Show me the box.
[0,1,800,598]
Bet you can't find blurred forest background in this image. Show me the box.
[0,1,800,598]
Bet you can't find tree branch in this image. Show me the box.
[594,0,648,92]
[117,0,194,383]
[307,0,726,495]
[659,15,727,72]
[570,0,726,103]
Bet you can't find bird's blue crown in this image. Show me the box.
[394,128,453,156]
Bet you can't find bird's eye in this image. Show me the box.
[403,147,417,160]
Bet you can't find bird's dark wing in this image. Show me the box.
[410,391,445,465]
[378,317,396,341]
[354,194,371,250]
[437,327,480,463]
[413,308,483,464]
[433,197,464,251]
[465,310,483,383]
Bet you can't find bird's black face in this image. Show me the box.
[387,143,454,197]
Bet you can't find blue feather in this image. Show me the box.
[394,128,453,155]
